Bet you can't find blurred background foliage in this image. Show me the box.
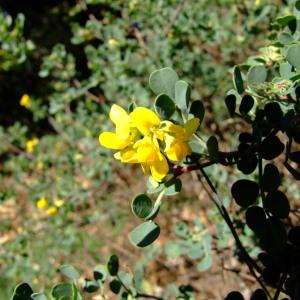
[0,0,295,298]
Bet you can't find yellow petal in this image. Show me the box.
[109,104,131,126]
[184,118,200,137]
[130,107,160,135]
[165,141,191,162]
[46,206,58,216]
[99,132,130,150]
[37,197,48,209]
[149,155,169,181]
[114,147,139,163]
[135,137,160,162]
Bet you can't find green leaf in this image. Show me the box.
[261,217,287,254]
[83,279,100,293]
[278,32,293,45]
[287,44,300,69]
[164,178,182,196]
[31,293,47,300]
[246,206,267,235]
[189,100,205,122]
[247,65,267,84]
[154,94,176,119]
[279,62,293,79]
[206,136,219,160]
[107,255,119,276]
[233,66,244,94]
[261,164,281,192]
[59,265,80,281]
[276,15,296,27]
[175,80,190,110]
[239,95,254,115]
[52,283,73,299]
[264,190,290,219]
[149,67,179,99]
[131,194,153,219]
[197,255,212,272]
[144,196,161,221]
[109,279,121,294]
[231,180,259,207]
[11,283,33,300]
[129,221,160,247]
[225,94,236,116]
[93,264,107,282]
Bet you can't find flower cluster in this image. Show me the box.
[36,197,64,216]
[99,105,199,181]
[26,137,39,153]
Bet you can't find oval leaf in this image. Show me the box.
[154,93,176,119]
[131,194,153,219]
[248,65,267,84]
[287,44,300,69]
[231,179,259,207]
[149,67,179,99]
[129,221,160,247]
[175,80,190,110]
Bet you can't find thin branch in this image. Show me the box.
[196,168,272,299]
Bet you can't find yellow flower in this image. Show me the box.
[108,38,119,48]
[99,105,199,181]
[36,197,48,209]
[26,138,39,153]
[36,162,44,170]
[46,206,58,216]
[54,198,64,207]
[99,104,139,150]
[20,94,31,109]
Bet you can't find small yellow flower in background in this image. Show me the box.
[99,104,199,181]
[108,38,119,48]
[54,198,64,207]
[36,162,44,170]
[36,197,48,209]
[74,153,83,161]
[46,206,58,216]
[26,137,39,153]
[20,94,31,109]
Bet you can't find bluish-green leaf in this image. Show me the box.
[247,65,267,84]
[83,279,100,293]
[175,80,190,110]
[206,136,219,160]
[189,100,205,122]
[31,293,47,300]
[149,68,179,99]
[93,264,107,282]
[233,66,244,94]
[11,283,33,300]
[131,194,153,219]
[107,255,119,276]
[164,178,182,196]
[287,44,300,69]
[154,94,176,119]
[59,265,80,281]
[52,283,73,299]
[129,221,160,247]
[279,62,293,79]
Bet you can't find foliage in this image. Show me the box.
[2,0,300,299]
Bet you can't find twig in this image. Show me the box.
[163,2,185,36]
[196,168,272,299]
